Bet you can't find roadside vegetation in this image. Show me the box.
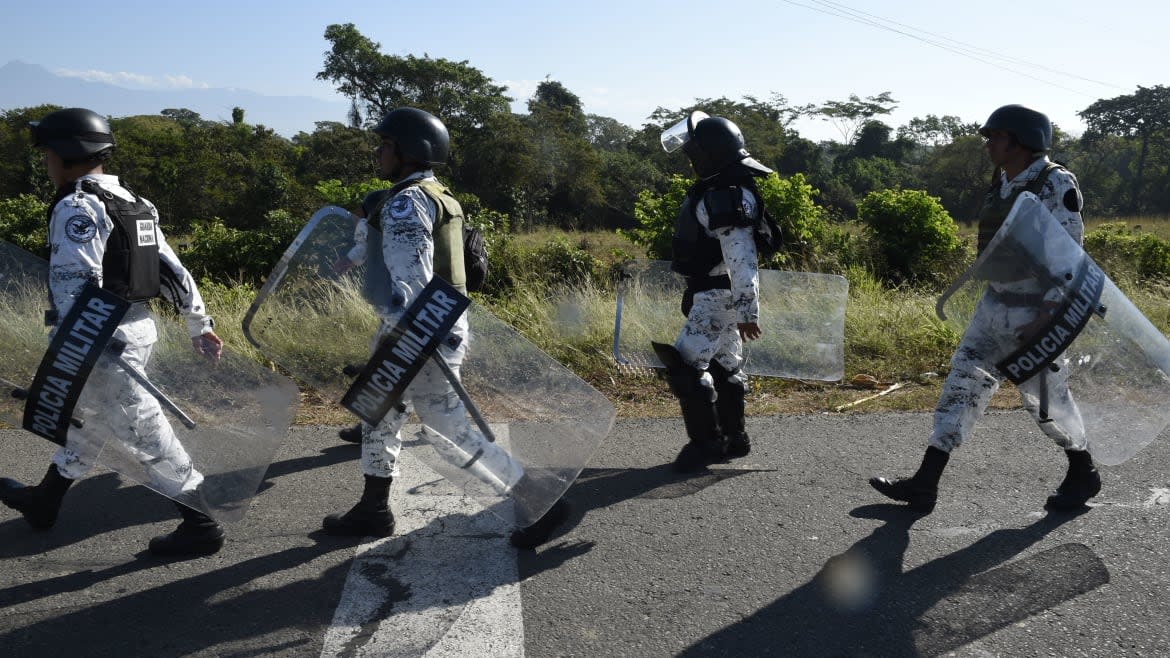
[197,205,1170,420]
[6,24,1170,420]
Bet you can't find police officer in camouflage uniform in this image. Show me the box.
[654,112,771,472]
[0,108,227,556]
[323,107,569,548]
[871,104,1099,513]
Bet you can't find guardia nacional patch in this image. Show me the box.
[389,195,413,220]
[136,219,157,246]
[65,214,97,243]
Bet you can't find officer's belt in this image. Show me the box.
[684,274,732,293]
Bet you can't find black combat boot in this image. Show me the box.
[338,423,363,444]
[323,475,395,537]
[653,342,728,473]
[1045,449,1101,510]
[0,464,75,530]
[149,502,225,556]
[710,361,750,458]
[869,446,950,513]
[672,412,728,473]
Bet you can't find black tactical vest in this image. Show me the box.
[364,178,466,308]
[670,184,727,278]
[976,161,1062,254]
[49,180,161,301]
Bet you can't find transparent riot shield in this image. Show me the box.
[243,207,615,527]
[938,192,1170,465]
[0,239,297,522]
[613,259,847,380]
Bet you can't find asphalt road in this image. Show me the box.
[0,410,1167,657]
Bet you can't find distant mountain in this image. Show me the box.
[0,60,350,138]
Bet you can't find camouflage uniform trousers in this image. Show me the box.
[930,296,1086,453]
[361,315,524,495]
[52,339,203,497]
[675,288,749,390]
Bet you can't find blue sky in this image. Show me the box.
[3,0,1167,142]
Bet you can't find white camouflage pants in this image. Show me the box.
[675,288,748,386]
[930,296,1086,453]
[361,317,524,494]
[53,340,203,497]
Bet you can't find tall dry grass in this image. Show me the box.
[192,222,1170,416]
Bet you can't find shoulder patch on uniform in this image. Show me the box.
[741,192,757,217]
[64,214,97,243]
[389,195,413,220]
[1062,188,1082,212]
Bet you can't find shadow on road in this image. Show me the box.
[680,504,1110,657]
[0,442,358,559]
[0,472,174,558]
[518,463,763,574]
[0,532,359,657]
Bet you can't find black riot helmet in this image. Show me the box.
[372,107,450,165]
[979,104,1052,152]
[664,111,772,179]
[29,107,116,161]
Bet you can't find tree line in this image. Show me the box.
[3,23,1170,284]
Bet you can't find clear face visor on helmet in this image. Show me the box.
[659,111,709,153]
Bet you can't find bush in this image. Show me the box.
[622,175,689,260]
[488,235,603,296]
[754,172,856,272]
[1085,222,1170,280]
[857,188,963,285]
[0,194,49,257]
[622,172,855,272]
[180,209,302,282]
[314,178,391,211]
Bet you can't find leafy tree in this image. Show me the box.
[595,149,668,228]
[634,95,796,176]
[775,135,826,179]
[293,121,379,186]
[812,92,898,145]
[920,134,992,223]
[834,156,906,200]
[528,80,587,133]
[160,108,205,129]
[897,115,979,148]
[108,114,190,226]
[848,121,916,164]
[318,23,511,136]
[1079,85,1170,213]
[317,23,532,219]
[0,104,60,200]
[586,114,635,152]
[456,111,538,215]
[524,80,603,227]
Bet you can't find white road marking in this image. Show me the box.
[321,427,523,658]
